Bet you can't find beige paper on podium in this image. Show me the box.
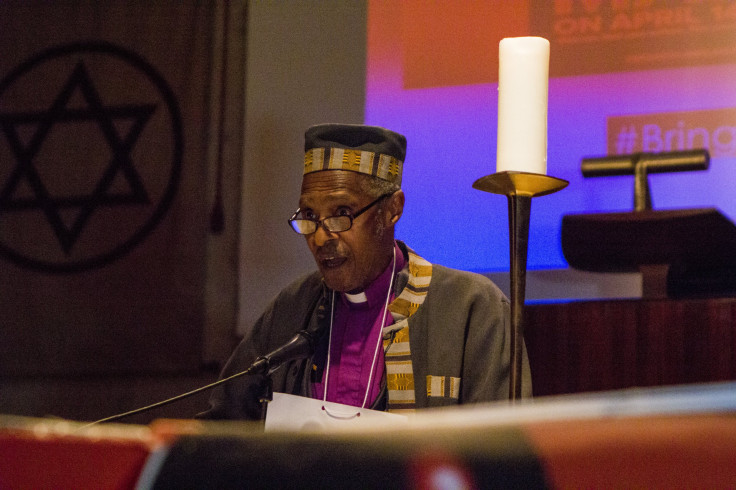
[265,393,408,432]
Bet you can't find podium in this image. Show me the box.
[561,208,736,298]
[562,148,736,298]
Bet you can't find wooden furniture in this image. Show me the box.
[561,208,736,298]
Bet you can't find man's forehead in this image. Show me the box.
[299,171,367,205]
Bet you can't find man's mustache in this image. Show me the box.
[316,243,342,260]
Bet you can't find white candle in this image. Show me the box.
[496,36,550,175]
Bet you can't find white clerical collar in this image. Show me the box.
[344,291,368,304]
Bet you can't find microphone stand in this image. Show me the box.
[473,171,567,401]
[78,311,325,430]
[258,375,273,422]
[77,364,266,430]
[78,339,304,430]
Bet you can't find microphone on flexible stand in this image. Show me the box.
[78,329,319,430]
[248,329,318,376]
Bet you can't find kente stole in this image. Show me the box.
[383,248,432,413]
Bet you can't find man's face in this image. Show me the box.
[298,171,399,293]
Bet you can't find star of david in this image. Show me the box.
[0,61,156,254]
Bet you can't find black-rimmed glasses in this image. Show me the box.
[288,193,393,235]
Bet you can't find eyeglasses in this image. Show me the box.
[288,193,393,235]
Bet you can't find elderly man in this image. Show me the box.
[203,123,531,420]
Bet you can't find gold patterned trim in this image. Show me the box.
[426,375,461,399]
[304,147,402,184]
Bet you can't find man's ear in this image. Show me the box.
[386,190,404,225]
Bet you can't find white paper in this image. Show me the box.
[496,36,550,175]
[264,392,407,432]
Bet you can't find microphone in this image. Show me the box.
[78,329,319,429]
[248,329,318,376]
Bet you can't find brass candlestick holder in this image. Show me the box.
[473,171,568,401]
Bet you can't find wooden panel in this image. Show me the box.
[525,298,736,396]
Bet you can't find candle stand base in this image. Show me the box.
[472,171,568,401]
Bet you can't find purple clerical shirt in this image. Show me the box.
[312,241,406,408]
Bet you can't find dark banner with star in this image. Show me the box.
[0,1,215,375]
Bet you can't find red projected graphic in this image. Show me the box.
[607,108,736,158]
[401,0,530,88]
[534,0,736,77]
[400,0,736,88]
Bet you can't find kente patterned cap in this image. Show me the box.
[303,123,406,186]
